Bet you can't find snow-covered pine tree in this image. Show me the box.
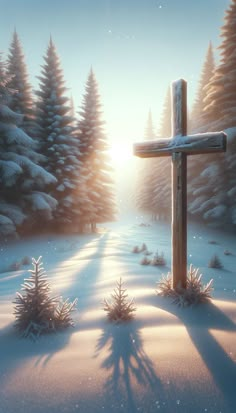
[103,278,136,322]
[202,1,236,131]
[69,95,76,122]
[0,61,57,239]
[77,69,116,231]
[135,110,157,217]
[0,53,5,79]
[158,87,172,139]
[35,38,87,230]
[13,256,77,339]
[187,43,216,216]
[6,30,35,136]
[225,127,236,226]
[198,0,236,228]
[190,42,215,133]
[151,87,171,220]
[144,109,156,140]
[188,2,236,228]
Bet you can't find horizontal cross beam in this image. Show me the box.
[134,132,227,158]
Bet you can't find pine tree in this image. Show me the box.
[144,109,156,140]
[13,256,77,339]
[6,30,35,135]
[200,0,236,226]
[158,87,172,138]
[188,2,236,228]
[135,110,156,216]
[208,254,223,269]
[203,1,236,131]
[77,69,116,231]
[151,87,171,220]
[0,64,57,239]
[69,95,75,120]
[187,43,216,214]
[190,42,215,132]
[35,38,87,229]
[0,53,5,79]
[226,127,236,225]
[103,278,136,322]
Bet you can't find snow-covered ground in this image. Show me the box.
[0,215,235,413]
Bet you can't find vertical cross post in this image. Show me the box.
[133,78,226,291]
[171,80,187,289]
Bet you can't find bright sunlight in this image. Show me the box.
[108,142,134,166]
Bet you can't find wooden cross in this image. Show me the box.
[134,79,227,290]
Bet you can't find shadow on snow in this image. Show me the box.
[94,320,163,413]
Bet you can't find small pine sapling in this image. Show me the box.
[176,265,213,307]
[132,245,140,253]
[151,250,166,266]
[156,264,213,307]
[21,256,31,265]
[156,274,173,297]
[208,254,223,269]
[140,243,147,252]
[13,257,56,338]
[13,256,77,339]
[224,249,232,256]
[103,278,136,322]
[54,298,77,329]
[140,256,151,265]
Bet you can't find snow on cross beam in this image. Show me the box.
[133,132,226,158]
[133,78,227,291]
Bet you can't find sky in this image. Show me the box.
[0,0,230,149]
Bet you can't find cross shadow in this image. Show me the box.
[148,295,236,412]
[95,320,163,413]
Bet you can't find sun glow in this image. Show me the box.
[108,142,134,165]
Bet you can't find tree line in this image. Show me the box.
[0,32,116,239]
[136,0,236,231]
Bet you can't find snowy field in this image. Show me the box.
[0,215,235,413]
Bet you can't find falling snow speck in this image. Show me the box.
[176,400,180,405]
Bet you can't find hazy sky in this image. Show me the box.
[0,0,230,146]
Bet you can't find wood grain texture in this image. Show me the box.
[133,132,227,158]
[171,80,187,289]
[172,79,187,137]
[172,152,187,289]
